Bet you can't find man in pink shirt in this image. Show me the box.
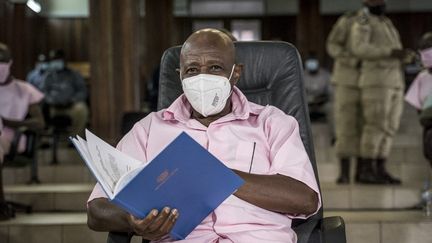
[405,32,432,167]
[87,29,320,243]
[405,32,432,111]
[0,43,45,220]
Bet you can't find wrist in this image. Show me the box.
[126,214,136,235]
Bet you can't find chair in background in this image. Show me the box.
[107,41,346,243]
[3,128,38,214]
[4,128,40,184]
[121,112,148,136]
[47,114,72,165]
[40,103,72,165]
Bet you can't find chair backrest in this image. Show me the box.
[158,41,323,242]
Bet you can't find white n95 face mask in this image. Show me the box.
[182,65,235,117]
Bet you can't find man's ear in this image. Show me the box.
[232,63,243,85]
[175,68,181,80]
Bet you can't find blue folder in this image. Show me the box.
[111,132,244,240]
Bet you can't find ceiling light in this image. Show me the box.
[26,0,41,13]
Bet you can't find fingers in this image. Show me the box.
[129,209,158,235]
[147,207,171,232]
[158,209,179,234]
[129,207,179,241]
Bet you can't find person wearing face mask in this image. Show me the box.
[405,32,432,167]
[326,10,363,184]
[0,43,45,220]
[303,52,331,121]
[41,49,89,137]
[348,0,415,184]
[86,29,320,243]
[26,54,50,91]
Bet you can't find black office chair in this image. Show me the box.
[107,41,346,243]
[48,114,72,165]
[120,112,149,136]
[3,128,39,214]
[4,128,40,185]
[40,103,73,165]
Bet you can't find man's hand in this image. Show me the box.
[391,49,416,63]
[129,207,179,241]
[390,49,406,59]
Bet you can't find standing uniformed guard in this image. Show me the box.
[326,10,364,184]
[349,0,413,184]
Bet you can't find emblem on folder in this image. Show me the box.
[157,170,170,184]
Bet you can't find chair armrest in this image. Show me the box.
[321,216,346,243]
[107,232,132,243]
[4,129,24,161]
[107,232,150,243]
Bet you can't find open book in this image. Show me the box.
[70,129,244,240]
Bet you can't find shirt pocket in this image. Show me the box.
[235,141,268,174]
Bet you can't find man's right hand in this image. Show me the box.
[391,49,416,64]
[390,49,406,59]
[128,207,179,241]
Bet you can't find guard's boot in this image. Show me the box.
[336,157,350,184]
[355,158,383,184]
[376,158,401,185]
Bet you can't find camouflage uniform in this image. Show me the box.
[326,11,361,158]
[349,10,404,159]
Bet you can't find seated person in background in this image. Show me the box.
[303,52,332,121]
[41,49,88,136]
[0,43,45,220]
[27,53,49,91]
[87,29,320,243]
[0,118,8,220]
[405,32,432,167]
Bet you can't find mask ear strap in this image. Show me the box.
[228,64,236,81]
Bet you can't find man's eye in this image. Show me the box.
[210,65,223,71]
[186,68,198,74]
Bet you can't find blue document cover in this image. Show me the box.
[111,132,244,240]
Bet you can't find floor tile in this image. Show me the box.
[8,225,62,243]
[345,223,380,243]
[63,225,107,243]
[382,222,432,243]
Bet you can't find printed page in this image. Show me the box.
[84,129,143,197]
[70,137,115,198]
[114,164,147,195]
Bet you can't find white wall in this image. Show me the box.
[321,0,432,14]
[39,0,88,18]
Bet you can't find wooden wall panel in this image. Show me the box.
[43,18,89,61]
[0,2,40,80]
[89,0,141,143]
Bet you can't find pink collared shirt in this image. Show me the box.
[88,87,321,243]
[0,79,44,153]
[405,70,432,110]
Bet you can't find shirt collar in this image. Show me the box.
[162,86,258,123]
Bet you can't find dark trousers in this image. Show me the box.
[423,126,432,167]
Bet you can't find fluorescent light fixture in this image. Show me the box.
[26,0,41,13]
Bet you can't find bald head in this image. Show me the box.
[182,28,235,55]
[0,43,11,62]
[180,29,235,73]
